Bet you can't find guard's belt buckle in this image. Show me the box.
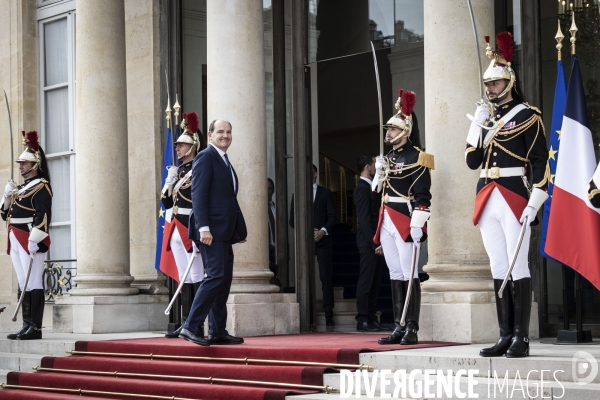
[490,167,501,179]
[173,206,179,215]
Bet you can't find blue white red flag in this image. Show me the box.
[545,55,600,290]
[540,59,566,260]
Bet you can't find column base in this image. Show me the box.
[53,294,169,334]
[70,274,139,296]
[130,274,169,295]
[226,293,299,336]
[419,291,539,343]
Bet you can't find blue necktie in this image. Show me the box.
[223,153,230,167]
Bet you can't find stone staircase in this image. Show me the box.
[287,340,600,399]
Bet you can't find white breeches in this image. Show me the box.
[170,226,204,283]
[9,231,45,291]
[379,209,419,281]
[478,188,531,281]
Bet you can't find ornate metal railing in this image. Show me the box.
[42,259,77,302]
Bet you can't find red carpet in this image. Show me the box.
[0,333,464,399]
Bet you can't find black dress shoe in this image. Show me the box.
[179,328,210,346]
[370,320,392,332]
[325,317,335,326]
[208,334,244,345]
[357,321,380,332]
[378,329,404,345]
[167,325,204,339]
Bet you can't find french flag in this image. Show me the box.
[545,55,600,290]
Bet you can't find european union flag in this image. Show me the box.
[155,126,175,270]
[540,59,566,260]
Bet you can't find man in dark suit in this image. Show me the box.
[289,164,336,326]
[179,119,247,346]
[353,154,388,332]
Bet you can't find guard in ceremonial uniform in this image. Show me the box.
[1,131,52,340]
[373,90,434,346]
[162,112,206,338]
[589,163,600,208]
[465,32,549,358]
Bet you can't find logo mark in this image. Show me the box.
[572,351,598,385]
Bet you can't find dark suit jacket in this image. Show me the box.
[289,185,336,247]
[353,178,380,250]
[189,144,247,243]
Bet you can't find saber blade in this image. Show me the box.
[4,90,14,181]
[164,250,196,315]
[13,257,34,321]
[499,215,528,298]
[370,42,384,156]
[400,243,420,327]
[466,0,484,99]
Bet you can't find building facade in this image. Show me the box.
[0,0,598,340]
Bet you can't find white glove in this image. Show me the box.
[4,181,16,197]
[372,157,388,193]
[375,156,386,173]
[165,166,178,186]
[410,227,423,243]
[27,241,39,256]
[519,206,537,226]
[473,104,490,124]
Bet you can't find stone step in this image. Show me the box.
[0,352,44,373]
[0,369,12,385]
[288,374,600,399]
[358,342,600,385]
[316,299,357,313]
[316,311,356,327]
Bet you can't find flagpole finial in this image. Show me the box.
[569,11,578,55]
[165,99,172,129]
[555,20,564,61]
[173,94,181,125]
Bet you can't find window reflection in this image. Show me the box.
[308,0,423,62]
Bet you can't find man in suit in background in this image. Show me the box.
[180,119,247,346]
[353,154,388,332]
[289,164,336,326]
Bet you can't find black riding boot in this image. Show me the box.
[7,290,30,340]
[506,278,531,358]
[379,280,406,345]
[401,279,421,345]
[166,283,194,338]
[17,289,44,340]
[480,279,514,357]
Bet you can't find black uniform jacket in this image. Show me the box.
[376,143,432,243]
[465,99,549,225]
[1,176,53,253]
[589,180,600,208]
[353,178,381,250]
[161,161,193,228]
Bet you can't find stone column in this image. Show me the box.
[206,0,298,336]
[124,0,168,295]
[53,0,167,333]
[0,0,39,332]
[421,0,537,343]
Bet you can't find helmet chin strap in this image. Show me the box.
[20,165,38,178]
[387,131,408,145]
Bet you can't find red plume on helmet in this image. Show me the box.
[184,112,199,133]
[401,91,416,118]
[495,31,513,65]
[24,131,40,152]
